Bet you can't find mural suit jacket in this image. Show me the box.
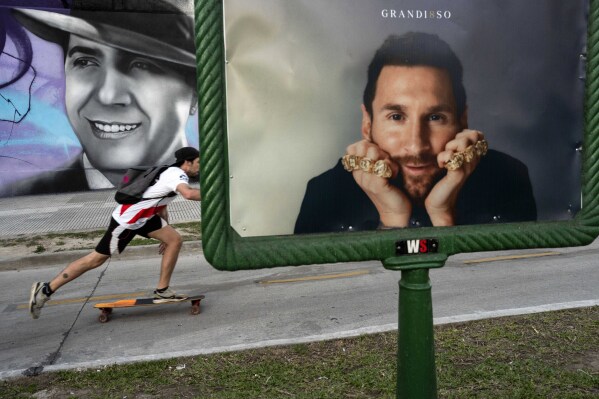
[2,157,90,197]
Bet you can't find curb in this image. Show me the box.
[0,241,202,271]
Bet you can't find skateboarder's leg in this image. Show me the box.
[147,225,183,289]
[49,251,110,292]
[29,218,124,319]
[30,250,109,319]
[49,218,129,292]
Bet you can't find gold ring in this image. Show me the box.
[445,152,464,171]
[342,154,362,172]
[342,154,351,171]
[462,145,475,163]
[373,160,392,178]
[474,139,488,156]
[359,157,374,173]
[444,139,488,170]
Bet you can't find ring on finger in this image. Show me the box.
[462,145,475,163]
[342,154,362,172]
[373,160,392,178]
[474,139,488,156]
[359,157,374,173]
[445,152,465,171]
[444,139,488,170]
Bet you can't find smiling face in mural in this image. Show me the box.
[64,35,196,180]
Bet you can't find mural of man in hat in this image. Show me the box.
[7,2,197,194]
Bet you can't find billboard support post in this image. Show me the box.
[383,254,448,399]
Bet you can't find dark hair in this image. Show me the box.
[173,146,199,167]
[363,32,466,119]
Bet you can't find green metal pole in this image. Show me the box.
[383,254,447,399]
[398,268,436,398]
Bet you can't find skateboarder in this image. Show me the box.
[28,147,201,319]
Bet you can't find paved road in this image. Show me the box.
[1,240,597,379]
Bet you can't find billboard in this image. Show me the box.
[223,0,587,237]
[0,2,198,197]
[196,0,599,270]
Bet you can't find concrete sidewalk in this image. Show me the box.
[0,187,201,238]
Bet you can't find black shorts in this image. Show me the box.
[95,215,166,255]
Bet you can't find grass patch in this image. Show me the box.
[33,245,46,254]
[1,307,597,398]
[7,222,201,246]
[43,230,108,241]
[0,222,202,254]
[129,237,158,246]
[175,221,201,234]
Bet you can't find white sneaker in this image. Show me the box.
[29,282,50,319]
[153,287,188,303]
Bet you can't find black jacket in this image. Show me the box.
[294,149,537,234]
[1,157,89,197]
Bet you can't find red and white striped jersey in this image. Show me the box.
[112,166,189,229]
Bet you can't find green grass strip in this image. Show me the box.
[2,306,597,398]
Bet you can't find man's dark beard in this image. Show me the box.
[392,154,443,203]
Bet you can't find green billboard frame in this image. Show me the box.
[195,0,599,272]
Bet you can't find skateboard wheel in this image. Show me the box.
[190,300,201,315]
[99,308,111,323]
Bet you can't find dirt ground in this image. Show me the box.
[0,234,99,258]
[0,225,200,259]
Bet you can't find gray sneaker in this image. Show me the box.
[29,282,50,319]
[153,287,188,303]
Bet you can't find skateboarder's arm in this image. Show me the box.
[176,183,201,201]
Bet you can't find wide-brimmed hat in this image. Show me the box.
[12,6,195,68]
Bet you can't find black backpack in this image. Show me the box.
[114,165,175,204]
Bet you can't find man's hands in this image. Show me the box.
[344,129,486,228]
[425,130,486,226]
[344,139,411,228]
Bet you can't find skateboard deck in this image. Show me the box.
[93,295,205,323]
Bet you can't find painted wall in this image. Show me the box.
[0,0,198,197]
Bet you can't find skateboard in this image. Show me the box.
[93,295,205,323]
